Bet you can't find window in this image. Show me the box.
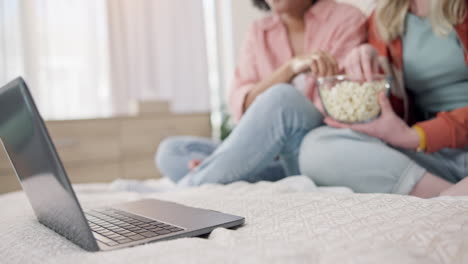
[0,0,112,120]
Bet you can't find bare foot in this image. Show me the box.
[440,177,468,196]
[188,159,202,171]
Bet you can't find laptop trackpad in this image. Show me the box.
[111,198,241,230]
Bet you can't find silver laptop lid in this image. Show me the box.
[0,77,99,251]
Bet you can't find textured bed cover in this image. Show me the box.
[1,176,467,264]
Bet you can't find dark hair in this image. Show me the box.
[252,0,317,11]
[252,0,270,11]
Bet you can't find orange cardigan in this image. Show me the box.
[367,12,468,153]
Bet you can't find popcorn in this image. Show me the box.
[320,80,388,123]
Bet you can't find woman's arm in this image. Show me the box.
[229,23,338,122]
[326,3,368,70]
[243,61,296,111]
[229,24,261,123]
[340,12,468,153]
[325,93,468,153]
[415,107,468,153]
[243,51,338,110]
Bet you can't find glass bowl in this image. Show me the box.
[317,75,391,124]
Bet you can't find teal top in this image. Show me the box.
[403,13,468,114]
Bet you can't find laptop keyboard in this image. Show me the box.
[85,208,184,247]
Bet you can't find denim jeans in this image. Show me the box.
[299,127,468,194]
[155,136,287,183]
[156,84,324,186]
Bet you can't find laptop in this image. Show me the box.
[0,77,244,251]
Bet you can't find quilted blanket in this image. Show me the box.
[1,176,467,264]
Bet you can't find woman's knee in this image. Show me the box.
[258,83,305,108]
[155,137,186,180]
[299,127,382,187]
[156,137,182,163]
[299,127,340,182]
[253,83,323,127]
[155,136,216,182]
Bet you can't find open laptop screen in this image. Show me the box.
[0,77,99,251]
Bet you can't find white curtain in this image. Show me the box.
[107,0,211,115]
[0,0,211,120]
[0,1,24,88]
[0,0,112,120]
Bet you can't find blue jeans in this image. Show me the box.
[156,84,324,186]
[299,127,468,194]
[156,136,287,183]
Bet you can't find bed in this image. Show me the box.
[1,176,467,264]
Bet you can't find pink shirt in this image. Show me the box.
[229,0,367,122]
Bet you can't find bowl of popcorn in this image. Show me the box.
[317,75,390,123]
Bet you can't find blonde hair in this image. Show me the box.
[375,0,467,42]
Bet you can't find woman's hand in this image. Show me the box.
[244,51,338,110]
[324,92,420,150]
[291,51,339,77]
[344,44,381,81]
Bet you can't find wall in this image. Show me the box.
[230,1,264,61]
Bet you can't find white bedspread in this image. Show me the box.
[1,176,467,264]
